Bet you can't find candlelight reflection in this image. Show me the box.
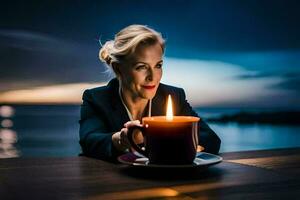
[0,129,20,158]
[0,105,15,117]
[86,187,179,200]
[1,119,13,128]
[0,105,19,158]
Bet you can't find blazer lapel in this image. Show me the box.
[108,79,130,131]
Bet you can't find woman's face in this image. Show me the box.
[119,42,163,100]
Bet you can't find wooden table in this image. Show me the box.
[1,148,300,199]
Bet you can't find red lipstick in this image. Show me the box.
[142,85,155,90]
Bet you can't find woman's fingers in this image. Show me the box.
[121,120,144,148]
[120,128,131,147]
[125,122,144,144]
[124,120,142,128]
[114,119,145,151]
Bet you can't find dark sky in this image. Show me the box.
[0,0,299,107]
[2,0,300,50]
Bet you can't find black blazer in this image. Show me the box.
[79,78,221,161]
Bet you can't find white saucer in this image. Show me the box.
[118,152,222,168]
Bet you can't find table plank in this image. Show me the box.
[223,147,300,178]
[221,147,300,160]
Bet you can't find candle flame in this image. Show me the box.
[166,94,173,121]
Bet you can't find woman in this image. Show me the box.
[79,25,221,162]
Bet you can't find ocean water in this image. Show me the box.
[196,107,300,152]
[0,105,81,158]
[0,105,300,158]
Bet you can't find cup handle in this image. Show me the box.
[127,125,147,157]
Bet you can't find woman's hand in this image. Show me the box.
[112,120,143,151]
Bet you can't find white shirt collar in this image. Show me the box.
[118,82,152,121]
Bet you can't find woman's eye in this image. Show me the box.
[156,63,163,68]
[136,65,147,70]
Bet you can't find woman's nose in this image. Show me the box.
[146,69,153,81]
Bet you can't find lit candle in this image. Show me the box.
[140,94,200,164]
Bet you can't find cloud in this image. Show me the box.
[235,71,300,80]
[282,72,300,78]
[0,29,108,92]
[197,50,300,73]
[233,71,300,92]
[162,58,285,107]
[234,72,274,79]
[0,30,58,42]
[271,77,300,92]
[0,29,64,52]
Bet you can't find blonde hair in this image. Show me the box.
[99,25,165,71]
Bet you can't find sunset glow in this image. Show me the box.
[0,82,106,104]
